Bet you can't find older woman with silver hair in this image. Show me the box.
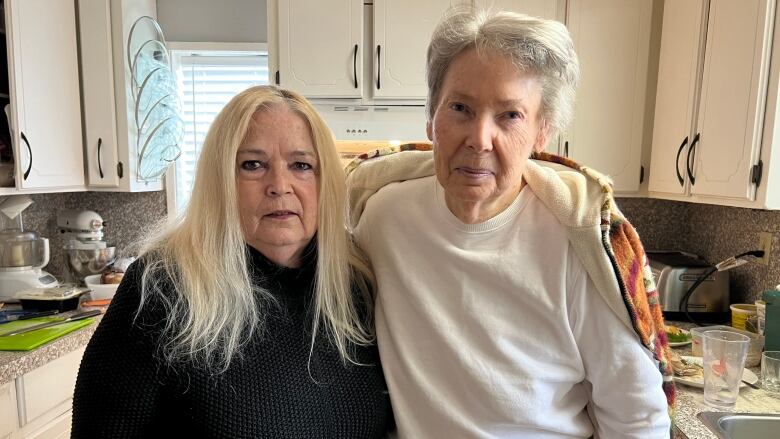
[348,8,672,438]
[72,86,393,437]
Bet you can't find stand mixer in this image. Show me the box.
[57,210,116,284]
[0,196,58,302]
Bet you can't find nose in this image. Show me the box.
[265,166,293,196]
[466,115,495,153]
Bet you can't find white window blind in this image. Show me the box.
[170,49,268,214]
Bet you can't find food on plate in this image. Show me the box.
[101,269,125,285]
[670,351,703,378]
[665,325,691,343]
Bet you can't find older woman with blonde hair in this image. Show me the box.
[348,7,672,439]
[73,86,392,437]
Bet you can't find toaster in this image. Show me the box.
[647,251,730,321]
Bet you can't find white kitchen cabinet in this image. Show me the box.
[0,380,18,438]
[0,0,85,194]
[277,0,363,98]
[648,0,776,207]
[77,0,165,192]
[1,346,85,439]
[564,0,652,193]
[272,0,461,102]
[373,0,461,99]
[647,0,706,197]
[474,0,565,21]
[689,0,773,200]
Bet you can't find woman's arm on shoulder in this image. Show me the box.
[72,259,169,437]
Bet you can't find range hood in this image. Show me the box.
[314,103,428,142]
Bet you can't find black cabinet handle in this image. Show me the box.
[687,132,700,186]
[275,70,280,85]
[353,44,358,89]
[675,136,688,186]
[21,132,31,180]
[376,45,381,89]
[564,141,569,157]
[97,137,104,178]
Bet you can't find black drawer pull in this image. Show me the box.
[97,137,104,178]
[353,44,358,89]
[21,132,31,180]
[377,45,381,89]
[687,133,700,186]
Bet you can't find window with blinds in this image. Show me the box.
[169,48,268,214]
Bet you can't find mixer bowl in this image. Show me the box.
[66,247,117,282]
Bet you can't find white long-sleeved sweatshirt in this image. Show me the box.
[354,175,670,438]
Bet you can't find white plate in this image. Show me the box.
[674,356,759,388]
[668,328,692,347]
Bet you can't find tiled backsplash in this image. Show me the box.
[16,191,166,279]
[9,190,779,305]
[617,198,780,304]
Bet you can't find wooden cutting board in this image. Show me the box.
[0,317,95,351]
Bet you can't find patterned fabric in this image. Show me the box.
[346,146,676,415]
[343,143,433,175]
[531,151,675,412]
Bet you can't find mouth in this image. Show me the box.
[455,166,493,177]
[264,210,299,219]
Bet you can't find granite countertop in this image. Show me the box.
[0,310,102,385]
[668,321,780,439]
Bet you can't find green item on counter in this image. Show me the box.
[667,330,691,343]
[763,289,780,352]
[0,317,94,351]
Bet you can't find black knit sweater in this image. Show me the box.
[72,245,392,438]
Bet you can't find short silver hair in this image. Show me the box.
[426,7,580,138]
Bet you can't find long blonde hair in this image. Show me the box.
[139,86,375,372]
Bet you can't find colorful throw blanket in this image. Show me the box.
[345,143,676,415]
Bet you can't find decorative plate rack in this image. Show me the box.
[126,16,182,181]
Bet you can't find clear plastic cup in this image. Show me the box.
[702,330,750,409]
[762,351,780,394]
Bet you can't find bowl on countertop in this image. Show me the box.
[66,247,117,282]
[84,275,120,300]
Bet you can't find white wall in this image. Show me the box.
[156,0,266,43]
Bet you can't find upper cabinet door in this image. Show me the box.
[373,0,458,99]
[5,0,84,190]
[79,0,121,188]
[566,0,652,193]
[690,0,774,201]
[278,0,363,98]
[474,0,565,21]
[648,0,706,196]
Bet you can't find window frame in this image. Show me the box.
[165,42,268,218]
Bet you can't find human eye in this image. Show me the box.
[240,160,265,171]
[505,110,524,120]
[291,161,314,171]
[449,102,467,112]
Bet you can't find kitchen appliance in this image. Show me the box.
[0,196,58,302]
[647,251,730,322]
[57,209,116,283]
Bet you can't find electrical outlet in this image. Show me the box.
[759,232,773,265]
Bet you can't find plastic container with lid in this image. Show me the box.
[690,325,765,367]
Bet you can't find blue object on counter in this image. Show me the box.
[0,309,59,323]
[763,289,780,351]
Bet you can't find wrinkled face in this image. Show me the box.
[428,47,548,223]
[236,105,319,267]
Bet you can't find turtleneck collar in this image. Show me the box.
[246,238,317,294]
